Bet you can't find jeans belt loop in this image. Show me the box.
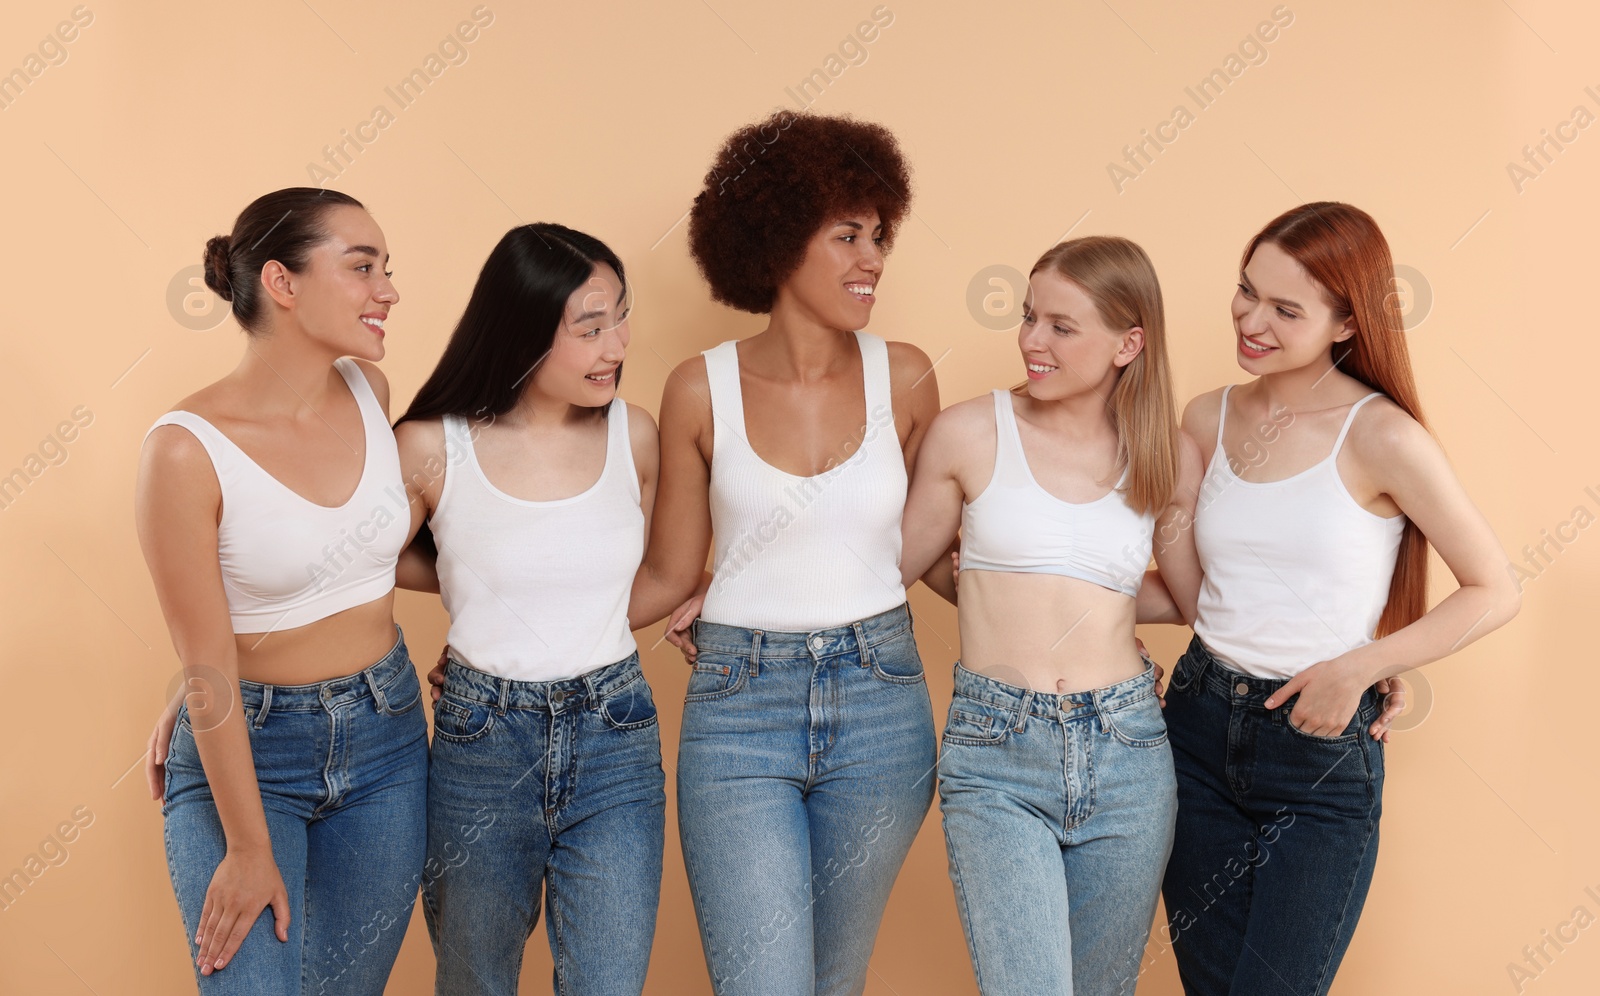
[254,685,272,730]
[1014,690,1035,732]
[749,630,762,679]
[495,677,509,716]
[852,620,869,667]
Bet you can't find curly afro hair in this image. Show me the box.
[687,111,913,314]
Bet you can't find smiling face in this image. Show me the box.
[276,204,398,361]
[774,209,884,330]
[527,262,630,409]
[1231,240,1354,372]
[1018,269,1143,403]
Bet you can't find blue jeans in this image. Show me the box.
[677,603,937,996]
[1160,636,1385,996]
[162,628,429,995]
[422,652,666,996]
[939,662,1176,996]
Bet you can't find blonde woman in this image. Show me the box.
[900,236,1188,995]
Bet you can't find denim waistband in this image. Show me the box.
[692,602,912,661]
[227,626,411,715]
[1179,634,1376,713]
[951,659,1159,722]
[442,652,643,713]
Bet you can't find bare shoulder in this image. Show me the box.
[1345,395,1434,462]
[624,400,659,433]
[884,338,935,375]
[624,401,660,451]
[138,423,222,516]
[348,357,391,413]
[661,355,712,425]
[922,393,1000,464]
[1181,386,1228,455]
[393,415,445,454]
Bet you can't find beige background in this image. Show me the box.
[1,0,1596,992]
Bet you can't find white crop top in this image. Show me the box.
[960,390,1153,597]
[142,358,407,634]
[700,332,907,632]
[1193,386,1405,679]
[430,398,644,681]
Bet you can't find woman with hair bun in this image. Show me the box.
[136,188,426,993]
[631,111,943,995]
[1157,202,1521,995]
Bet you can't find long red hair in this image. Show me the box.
[1243,202,1427,636]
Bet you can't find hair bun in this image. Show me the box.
[203,235,234,301]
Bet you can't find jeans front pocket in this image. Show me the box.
[942,697,1013,747]
[867,632,926,685]
[375,665,422,716]
[433,695,497,744]
[600,673,660,731]
[683,650,748,703]
[1103,692,1169,748]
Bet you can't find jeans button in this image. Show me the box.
[551,690,567,707]
[810,636,825,650]
[1234,681,1250,696]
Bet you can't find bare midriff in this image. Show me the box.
[232,592,400,686]
[956,571,1143,695]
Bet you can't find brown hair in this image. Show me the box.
[1030,235,1178,515]
[1242,201,1428,636]
[203,187,365,334]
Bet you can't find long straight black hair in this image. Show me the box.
[397,223,626,426]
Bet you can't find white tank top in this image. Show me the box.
[960,390,1153,597]
[1193,386,1405,678]
[431,398,643,681]
[701,331,907,631]
[142,358,407,634]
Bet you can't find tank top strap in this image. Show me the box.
[1331,392,1384,456]
[702,340,748,458]
[1215,384,1234,448]
[988,389,1032,486]
[604,396,641,502]
[332,357,385,442]
[855,332,892,415]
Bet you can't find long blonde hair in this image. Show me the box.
[1030,236,1178,515]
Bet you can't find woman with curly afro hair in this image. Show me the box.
[630,111,944,995]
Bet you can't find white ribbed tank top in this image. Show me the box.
[1193,386,1405,679]
[141,357,407,634]
[700,332,907,631]
[431,398,643,681]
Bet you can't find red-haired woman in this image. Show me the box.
[1156,202,1520,995]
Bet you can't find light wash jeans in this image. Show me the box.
[676,603,937,996]
[422,652,666,995]
[938,661,1176,996]
[163,627,429,995]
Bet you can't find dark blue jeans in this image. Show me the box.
[1160,635,1385,996]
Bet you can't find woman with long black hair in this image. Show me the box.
[395,223,679,995]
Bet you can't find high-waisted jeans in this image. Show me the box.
[162,627,429,995]
[422,652,666,996]
[1160,635,1385,996]
[938,661,1176,995]
[676,603,937,996]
